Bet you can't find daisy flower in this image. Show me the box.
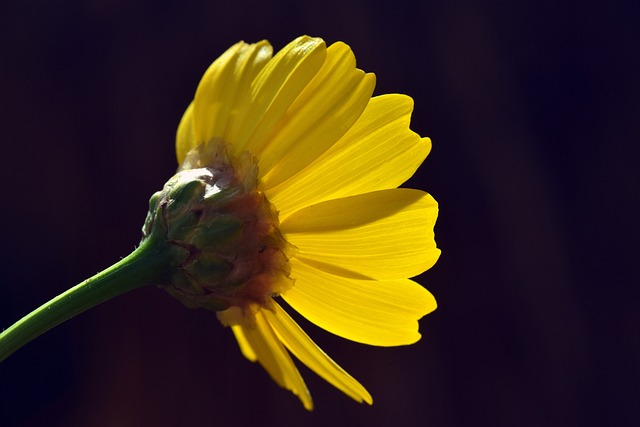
[164,35,441,409]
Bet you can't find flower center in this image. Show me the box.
[142,140,293,312]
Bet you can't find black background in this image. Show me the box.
[1,1,638,426]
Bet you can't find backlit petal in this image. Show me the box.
[267,94,430,219]
[263,301,372,404]
[282,189,440,280]
[191,41,273,147]
[229,324,257,362]
[258,42,375,189]
[176,102,195,164]
[175,36,439,409]
[282,259,436,346]
[225,36,326,159]
[218,306,313,409]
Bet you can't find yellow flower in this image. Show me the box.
[174,35,440,409]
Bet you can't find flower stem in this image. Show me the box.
[0,236,182,363]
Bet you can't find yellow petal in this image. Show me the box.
[218,306,313,409]
[229,324,257,362]
[218,307,258,361]
[282,259,436,346]
[191,41,273,148]
[258,42,376,189]
[267,94,430,220]
[263,301,372,404]
[281,189,440,280]
[176,102,195,164]
[225,36,326,159]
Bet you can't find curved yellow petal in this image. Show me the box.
[267,94,430,220]
[229,324,258,362]
[218,306,313,410]
[258,42,376,189]
[225,36,326,159]
[263,301,372,404]
[281,189,440,280]
[191,41,273,147]
[282,259,436,346]
[176,41,273,164]
[176,102,195,164]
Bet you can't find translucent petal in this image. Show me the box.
[254,310,313,410]
[282,259,436,346]
[191,41,273,147]
[218,308,258,361]
[281,189,440,280]
[230,324,257,362]
[264,302,372,404]
[225,36,326,159]
[219,306,313,409]
[258,42,376,189]
[176,102,195,164]
[175,41,273,164]
[267,94,431,220]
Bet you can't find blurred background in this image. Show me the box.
[1,1,638,426]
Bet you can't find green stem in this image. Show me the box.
[0,236,180,363]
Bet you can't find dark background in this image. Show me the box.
[1,1,638,426]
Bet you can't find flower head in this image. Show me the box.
[170,35,440,409]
